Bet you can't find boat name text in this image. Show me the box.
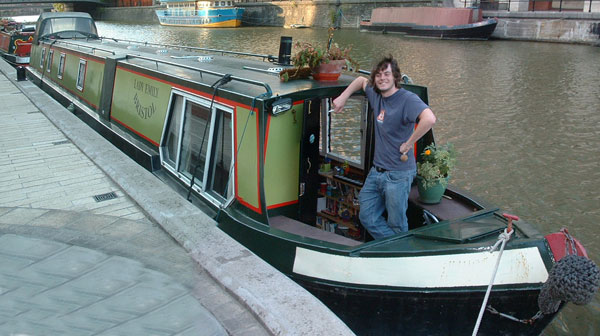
[133,78,159,98]
[133,93,156,120]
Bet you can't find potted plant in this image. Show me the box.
[280,29,358,82]
[416,143,457,204]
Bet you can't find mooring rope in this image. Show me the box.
[472,228,513,336]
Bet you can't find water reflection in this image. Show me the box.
[96,21,600,335]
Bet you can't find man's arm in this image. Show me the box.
[399,108,436,154]
[332,76,369,113]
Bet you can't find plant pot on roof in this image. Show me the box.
[416,143,457,204]
[279,29,358,82]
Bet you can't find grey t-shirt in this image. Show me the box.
[365,85,429,171]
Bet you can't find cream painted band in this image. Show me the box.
[293,247,549,288]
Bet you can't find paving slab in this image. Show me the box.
[0,234,225,336]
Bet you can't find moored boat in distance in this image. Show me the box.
[156,0,244,28]
[26,12,599,335]
[0,19,34,66]
[360,7,498,40]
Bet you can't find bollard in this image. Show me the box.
[16,66,26,81]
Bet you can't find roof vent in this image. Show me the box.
[197,56,214,63]
[267,67,284,73]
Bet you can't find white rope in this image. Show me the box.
[472,228,513,336]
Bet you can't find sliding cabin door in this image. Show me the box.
[298,98,321,225]
[159,89,234,206]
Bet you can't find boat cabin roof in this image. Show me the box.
[38,35,356,102]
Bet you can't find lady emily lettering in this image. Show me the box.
[132,78,159,119]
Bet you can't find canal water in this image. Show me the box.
[96,22,600,335]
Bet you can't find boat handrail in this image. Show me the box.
[101,36,277,62]
[125,54,273,96]
[40,38,116,55]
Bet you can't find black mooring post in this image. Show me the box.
[278,36,292,66]
[16,66,26,81]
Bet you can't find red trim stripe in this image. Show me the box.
[111,116,159,146]
[267,200,299,210]
[237,196,262,213]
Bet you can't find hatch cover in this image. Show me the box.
[414,221,505,243]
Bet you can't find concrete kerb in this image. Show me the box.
[1,60,355,336]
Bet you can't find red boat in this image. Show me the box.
[0,20,34,66]
[360,7,498,40]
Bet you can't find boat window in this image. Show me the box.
[179,101,211,183]
[57,53,66,79]
[162,94,184,168]
[321,97,367,167]
[207,111,233,200]
[39,47,45,68]
[76,59,86,92]
[46,50,53,73]
[39,17,98,39]
[160,90,235,205]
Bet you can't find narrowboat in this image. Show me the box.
[155,0,244,28]
[26,12,598,336]
[360,7,498,40]
[0,20,34,65]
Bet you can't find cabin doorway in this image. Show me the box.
[298,98,321,225]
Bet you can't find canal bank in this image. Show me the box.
[92,2,600,45]
[0,59,355,336]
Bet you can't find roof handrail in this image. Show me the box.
[102,36,277,62]
[125,54,273,97]
[40,38,116,55]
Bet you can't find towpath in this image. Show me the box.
[0,60,355,336]
[0,65,267,335]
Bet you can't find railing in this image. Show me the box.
[40,38,116,55]
[474,0,597,12]
[101,37,277,62]
[125,54,273,97]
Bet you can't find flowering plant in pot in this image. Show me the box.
[280,29,358,82]
[416,143,457,204]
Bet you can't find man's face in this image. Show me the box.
[374,64,396,93]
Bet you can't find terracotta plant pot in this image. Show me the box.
[312,60,346,81]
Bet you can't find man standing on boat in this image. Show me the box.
[332,56,436,239]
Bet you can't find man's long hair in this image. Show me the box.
[369,56,402,94]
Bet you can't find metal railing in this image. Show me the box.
[101,37,277,62]
[125,54,273,97]
[40,38,116,55]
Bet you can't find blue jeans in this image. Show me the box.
[358,167,415,239]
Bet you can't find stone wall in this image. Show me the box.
[241,0,431,28]
[484,11,600,45]
[92,6,161,23]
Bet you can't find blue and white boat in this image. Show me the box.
[156,0,244,28]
